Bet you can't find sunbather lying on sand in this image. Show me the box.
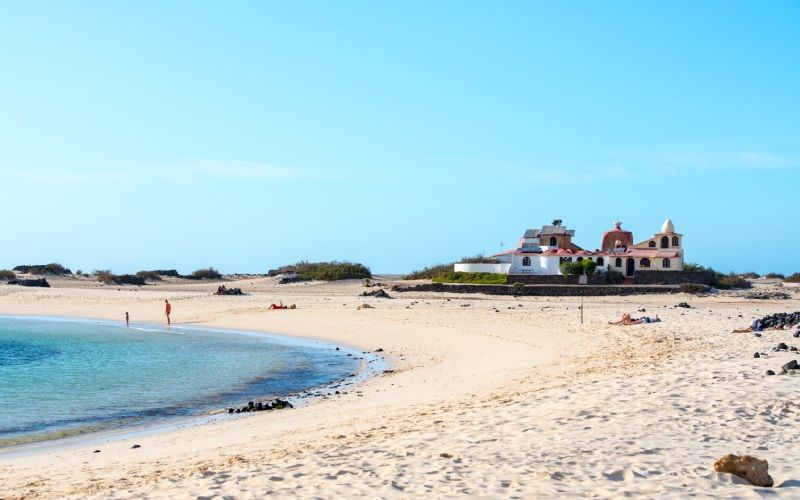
[609,314,660,325]
[733,319,762,333]
[268,302,296,310]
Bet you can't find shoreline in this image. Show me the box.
[0,314,388,457]
[1,277,799,497]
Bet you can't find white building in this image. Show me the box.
[454,220,684,277]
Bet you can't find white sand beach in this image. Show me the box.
[1,276,799,498]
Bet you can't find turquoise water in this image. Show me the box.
[0,316,361,448]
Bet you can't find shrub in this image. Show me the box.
[739,272,760,279]
[512,282,525,287]
[715,274,752,289]
[192,267,223,280]
[432,272,507,284]
[95,271,146,286]
[785,273,800,283]
[0,269,16,281]
[560,259,596,276]
[682,262,710,272]
[458,254,499,264]
[405,263,453,280]
[135,271,163,282]
[765,272,786,279]
[75,270,84,276]
[14,263,71,275]
[680,283,710,294]
[292,261,371,281]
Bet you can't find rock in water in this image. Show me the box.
[714,454,773,487]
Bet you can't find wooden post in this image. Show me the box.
[580,298,584,324]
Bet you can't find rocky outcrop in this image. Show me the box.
[7,278,51,288]
[714,454,773,487]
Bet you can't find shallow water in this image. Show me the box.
[0,316,360,448]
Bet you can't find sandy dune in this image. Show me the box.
[1,276,799,498]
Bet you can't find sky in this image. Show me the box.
[1,1,798,275]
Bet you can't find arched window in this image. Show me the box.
[577,257,583,262]
[522,256,531,267]
[660,236,669,248]
[597,257,604,266]
[672,236,679,247]
[648,241,656,248]
[615,257,622,267]
[549,236,558,247]
[640,258,651,268]
[662,258,671,268]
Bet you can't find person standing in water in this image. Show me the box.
[125,311,129,327]
[164,300,172,325]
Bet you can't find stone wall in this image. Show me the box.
[392,283,679,297]
[506,274,610,285]
[633,270,715,285]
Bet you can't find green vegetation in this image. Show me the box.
[191,267,223,280]
[511,282,525,287]
[765,272,786,279]
[714,273,752,289]
[13,263,71,275]
[551,219,563,226]
[738,272,760,279]
[432,272,508,284]
[135,271,163,282]
[785,273,800,283]
[458,254,499,264]
[680,263,751,289]
[405,263,452,280]
[0,269,16,281]
[294,261,371,281]
[680,283,711,294]
[95,270,146,286]
[559,259,596,276]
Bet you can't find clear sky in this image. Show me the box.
[1,1,798,275]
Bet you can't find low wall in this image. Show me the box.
[633,270,715,285]
[507,274,609,285]
[453,263,512,274]
[392,283,679,297]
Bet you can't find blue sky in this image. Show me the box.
[1,1,798,274]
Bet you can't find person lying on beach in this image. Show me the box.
[609,314,660,325]
[269,301,287,310]
[733,319,763,333]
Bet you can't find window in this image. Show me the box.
[672,236,679,247]
[662,258,671,268]
[549,236,558,246]
[648,241,656,248]
[522,256,531,267]
[577,257,583,262]
[615,257,622,267]
[597,257,604,266]
[640,258,651,268]
[660,236,669,248]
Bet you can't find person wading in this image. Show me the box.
[164,300,172,325]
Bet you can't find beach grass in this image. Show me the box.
[432,272,508,284]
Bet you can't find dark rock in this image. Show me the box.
[766,370,776,376]
[228,408,235,414]
[360,289,392,299]
[776,343,789,351]
[375,348,384,352]
[93,449,101,453]
[781,360,799,371]
[794,331,800,338]
[7,278,50,288]
[755,333,762,337]
[675,302,692,308]
[132,444,141,449]
[754,352,760,358]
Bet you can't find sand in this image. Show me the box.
[1,275,799,498]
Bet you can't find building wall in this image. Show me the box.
[633,270,714,285]
[540,234,571,249]
[454,263,512,274]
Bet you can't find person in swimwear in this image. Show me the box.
[165,299,172,325]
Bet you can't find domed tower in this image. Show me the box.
[601,221,633,252]
[656,219,681,249]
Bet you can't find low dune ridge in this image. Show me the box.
[0,277,799,497]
